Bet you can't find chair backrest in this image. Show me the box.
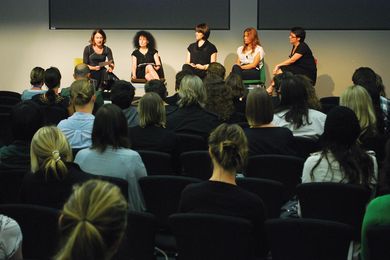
[114,211,158,260]
[0,204,60,260]
[180,151,213,180]
[138,150,175,175]
[365,225,390,260]
[265,218,354,260]
[169,213,253,260]
[0,96,21,106]
[0,167,26,203]
[95,175,129,202]
[245,154,305,200]
[236,177,285,219]
[319,96,340,114]
[297,182,371,240]
[0,91,22,99]
[176,133,208,154]
[138,176,201,227]
[292,136,321,159]
[0,112,13,146]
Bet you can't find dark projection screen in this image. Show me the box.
[257,0,390,30]
[49,0,230,30]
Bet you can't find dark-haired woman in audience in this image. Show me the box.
[22,67,46,100]
[128,92,177,154]
[244,88,295,156]
[83,29,114,89]
[20,126,92,209]
[131,31,162,81]
[182,23,217,79]
[74,104,147,211]
[273,27,317,85]
[225,72,247,114]
[272,75,326,139]
[55,179,127,260]
[232,27,265,80]
[32,67,70,124]
[178,123,267,258]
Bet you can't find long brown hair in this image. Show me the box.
[242,27,260,54]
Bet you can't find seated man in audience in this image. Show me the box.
[110,80,139,127]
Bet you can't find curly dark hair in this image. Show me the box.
[133,30,156,50]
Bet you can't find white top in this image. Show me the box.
[272,109,326,139]
[302,151,378,188]
[237,45,265,69]
[0,215,22,259]
[74,146,147,211]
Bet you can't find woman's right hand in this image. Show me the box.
[94,66,101,71]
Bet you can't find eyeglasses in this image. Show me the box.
[289,35,297,38]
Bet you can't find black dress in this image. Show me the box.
[132,48,163,79]
[83,45,114,88]
[182,40,217,78]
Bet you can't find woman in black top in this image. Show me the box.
[131,31,162,81]
[272,27,317,85]
[182,23,217,79]
[83,29,114,89]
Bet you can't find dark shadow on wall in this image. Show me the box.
[316,74,335,98]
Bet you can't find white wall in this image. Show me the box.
[1,0,390,98]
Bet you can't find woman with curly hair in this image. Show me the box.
[131,30,162,81]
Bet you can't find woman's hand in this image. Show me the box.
[272,65,279,75]
[94,66,101,71]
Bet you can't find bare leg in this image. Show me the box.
[145,64,159,81]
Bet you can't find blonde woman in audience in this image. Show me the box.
[57,79,95,149]
[55,179,127,260]
[21,66,46,100]
[20,126,92,209]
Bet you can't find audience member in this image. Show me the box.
[74,104,147,211]
[110,80,139,127]
[55,179,127,260]
[20,126,92,209]
[0,215,23,260]
[295,74,321,111]
[165,70,193,106]
[21,67,46,100]
[225,72,247,114]
[206,62,226,79]
[144,79,178,115]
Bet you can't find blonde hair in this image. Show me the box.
[70,79,95,107]
[30,126,72,180]
[55,180,128,260]
[340,85,377,134]
[208,123,248,172]
[178,75,206,108]
[138,92,166,128]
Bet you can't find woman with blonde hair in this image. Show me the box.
[232,27,265,81]
[55,179,128,260]
[20,126,92,209]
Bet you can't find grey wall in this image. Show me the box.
[1,0,390,98]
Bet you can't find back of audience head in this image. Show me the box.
[175,70,193,92]
[11,100,44,141]
[272,71,293,95]
[44,67,62,103]
[376,73,386,97]
[92,104,130,153]
[340,85,377,136]
[208,123,248,172]
[225,73,245,100]
[204,74,234,121]
[70,79,95,108]
[110,80,135,109]
[144,79,167,100]
[206,62,226,79]
[295,74,321,111]
[30,126,72,180]
[246,88,273,127]
[73,64,90,80]
[178,75,206,108]
[138,92,166,128]
[30,67,45,87]
[55,179,128,260]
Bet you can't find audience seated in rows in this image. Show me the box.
[244,87,296,156]
[55,179,127,260]
[20,126,92,209]
[178,123,268,258]
[74,104,147,211]
[272,74,326,139]
[128,92,178,154]
[21,67,46,101]
[57,79,95,150]
[0,101,44,171]
[110,80,139,127]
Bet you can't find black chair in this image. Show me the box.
[0,96,21,106]
[236,177,286,219]
[180,151,213,180]
[0,90,22,99]
[245,154,305,200]
[0,112,13,146]
[319,96,340,114]
[169,213,253,260]
[365,224,390,260]
[0,104,14,114]
[297,182,371,240]
[0,167,26,203]
[138,150,175,175]
[265,218,354,260]
[114,211,158,260]
[95,175,129,202]
[0,204,60,260]
[176,133,208,154]
[292,136,321,159]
